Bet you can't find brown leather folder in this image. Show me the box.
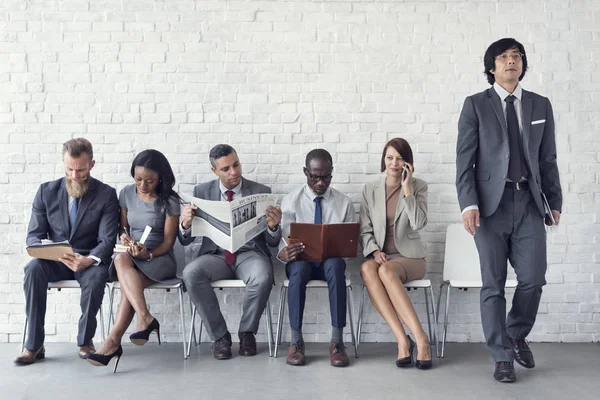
[26,244,74,262]
[288,222,360,262]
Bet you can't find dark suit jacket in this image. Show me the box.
[26,177,120,266]
[456,87,562,217]
[178,177,281,259]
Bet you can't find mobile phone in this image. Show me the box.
[401,168,407,181]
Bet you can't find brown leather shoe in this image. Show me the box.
[78,341,96,359]
[286,340,306,366]
[14,345,45,365]
[238,332,257,357]
[329,343,349,367]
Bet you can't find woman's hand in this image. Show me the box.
[129,243,150,260]
[402,163,413,196]
[120,233,135,246]
[373,250,389,265]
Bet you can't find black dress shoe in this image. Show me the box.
[238,332,257,357]
[494,361,516,383]
[396,336,414,368]
[507,337,535,369]
[213,332,232,360]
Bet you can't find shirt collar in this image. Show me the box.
[303,184,331,202]
[219,180,242,197]
[493,82,522,102]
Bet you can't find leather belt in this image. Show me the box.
[505,181,529,191]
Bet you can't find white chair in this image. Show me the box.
[274,279,358,358]
[107,241,189,359]
[436,224,518,357]
[356,279,438,358]
[186,279,275,358]
[21,281,109,351]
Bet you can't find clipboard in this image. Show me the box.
[26,243,74,262]
[289,222,360,262]
[541,192,556,226]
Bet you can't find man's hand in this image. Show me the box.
[129,243,150,260]
[462,209,480,236]
[266,205,282,229]
[372,250,389,265]
[279,242,305,262]
[181,204,197,230]
[547,209,561,226]
[58,253,95,272]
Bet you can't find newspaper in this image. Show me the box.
[180,192,279,252]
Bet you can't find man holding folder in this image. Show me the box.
[16,138,119,365]
[278,149,357,367]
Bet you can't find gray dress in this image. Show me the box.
[109,184,180,283]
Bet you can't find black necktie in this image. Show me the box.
[505,95,524,182]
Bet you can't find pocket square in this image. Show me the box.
[531,119,545,125]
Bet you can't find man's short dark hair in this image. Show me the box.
[483,38,528,85]
[209,144,236,167]
[305,149,333,169]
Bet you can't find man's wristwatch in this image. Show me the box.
[147,252,153,262]
[268,224,279,232]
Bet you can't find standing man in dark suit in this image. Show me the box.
[15,138,120,365]
[456,38,562,382]
[179,144,282,360]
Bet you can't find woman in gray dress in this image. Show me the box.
[88,149,180,371]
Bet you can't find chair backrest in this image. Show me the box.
[442,224,483,282]
[173,239,186,279]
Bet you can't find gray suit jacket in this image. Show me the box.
[456,87,562,217]
[359,178,428,259]
[178,177,281,258]
[26,177,120,266]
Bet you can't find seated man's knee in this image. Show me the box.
[80,267,108,294]
[324,258,346,277]
[182,261,209,285]
[24,259,48,279]
[287,261,312,282]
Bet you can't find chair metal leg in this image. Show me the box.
[198,319,203,345]
[274,285,286,358]
[356,285,366,358]
[346,285,358,358]
[108,286,116,332]
[21,317,27,352]
[189,299,197,347]
[423,288,433,345]
[428,286,440,358]
[442,285,451,358]
[186,304,197,358]
[178,287,187,359]
[265,299,273,357]
[99,303,106,342]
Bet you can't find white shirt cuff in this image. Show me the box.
[267,225,280,237]
[461,205,479,214]
[179,222,191,237]
[88,255,101,266]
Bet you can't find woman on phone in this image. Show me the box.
[359,138,432,369]
[87,149,181,371]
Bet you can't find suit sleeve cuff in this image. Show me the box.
[179,222,191,238]
[461,205,479,215]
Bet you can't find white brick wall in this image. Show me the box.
[1,0,598,344]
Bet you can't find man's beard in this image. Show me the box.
[66,176,90,198]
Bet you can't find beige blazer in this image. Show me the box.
[359,177,428,259]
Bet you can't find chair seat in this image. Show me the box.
[211,280,247,288]
[447,279,518,288]
[404,279,432,288]
[282,279,352,288]
[112,279,183,290]
[48,280,82,289]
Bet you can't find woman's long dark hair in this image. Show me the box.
[130,149,181,211]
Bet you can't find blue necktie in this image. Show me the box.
[314,196,323,224]
[69,197,79,232]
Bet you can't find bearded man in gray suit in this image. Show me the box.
[179,144,282,360]
[456,38,562,383]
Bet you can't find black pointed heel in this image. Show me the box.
[415,339,433,370]
[129,318,161,346]
[87,345,123,373]
[396,336,415,368]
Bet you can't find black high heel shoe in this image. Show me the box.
[415,339,433,370]
[396,336,415,368]
[87,345,123,373]
[129,317,161,346]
